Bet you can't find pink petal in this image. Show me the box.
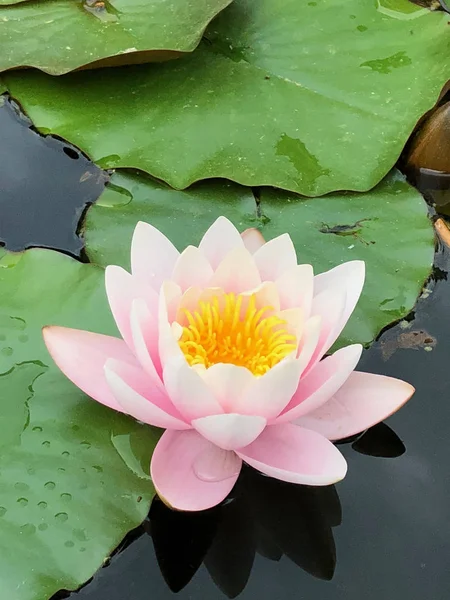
[275,264,314,315]
[160,280,182,323]
[202,363,255,412]
[158,282,184,367]
[313,260,365,342]
[253,234,297,281]
[163,357,224,421]
[151,429,242,511]
[209,247,261,293]
[236,423,347,485]
[242,281,281,313]
[171,246,214,292]
[131,221,179,290]
[296,372,415,441]
[302,287,348,376]
[198,216,245,269]
[277,344,362,423]
[277,307,303,339]
[105,265,158,350]
[175,286,227,325]
[192,414,267,451]
[241,228,265,254]
[43,326,137,413]
[232,358,303,420]
[130,298,162,382]
[296,316,322,373]
[104,359,189,429]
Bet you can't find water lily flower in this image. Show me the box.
[43,218,414,511]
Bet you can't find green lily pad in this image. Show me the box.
[84,174,258,266]
[84,169,434,349]
[0,249,161,600]
[0,0,232,75]
[0,0,34,4]
[4,0,449,195]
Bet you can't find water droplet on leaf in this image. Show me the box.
[55,512,68,523]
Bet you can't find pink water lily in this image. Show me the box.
[43,217,414,511]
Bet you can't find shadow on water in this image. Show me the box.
[0,94,107,259]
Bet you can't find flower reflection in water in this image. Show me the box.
[149,471,339,598]
[147,421,404,598]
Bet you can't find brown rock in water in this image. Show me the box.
[405,101,450,174]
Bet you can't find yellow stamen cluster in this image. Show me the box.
[178,293,297,376]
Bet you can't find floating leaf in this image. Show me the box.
[84,174,257,266]
[3,0,449,195]
[84,169,434,349]
[0,0,232,74]
[0,249,160,600]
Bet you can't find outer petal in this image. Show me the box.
[275,264,314,315]
[158,282,184,368]
[130,298,162,382]
[253,234,297,281]
[236,423,347,485]
[105,359,189,429]
[277,344,362,423]
[171,246,214,292]
[43,326,136,413]
[163,357,224,421]
[105,265,158,350]
[198,216,245,269]
[296,316,322,373]
[160,280,183,323]
[313,260,365,341]
[303,288,347,375]
[151,429,242,511]
[192,414,267,451]
[209,247,261,293]
[296,372,415,441]
[241,228,265,254]
[131,221,179,290]
[232,358,303,420]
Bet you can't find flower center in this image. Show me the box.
[178,292,297,376]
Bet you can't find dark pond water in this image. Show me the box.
[1,94,450,600]
[0,95,106,258]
